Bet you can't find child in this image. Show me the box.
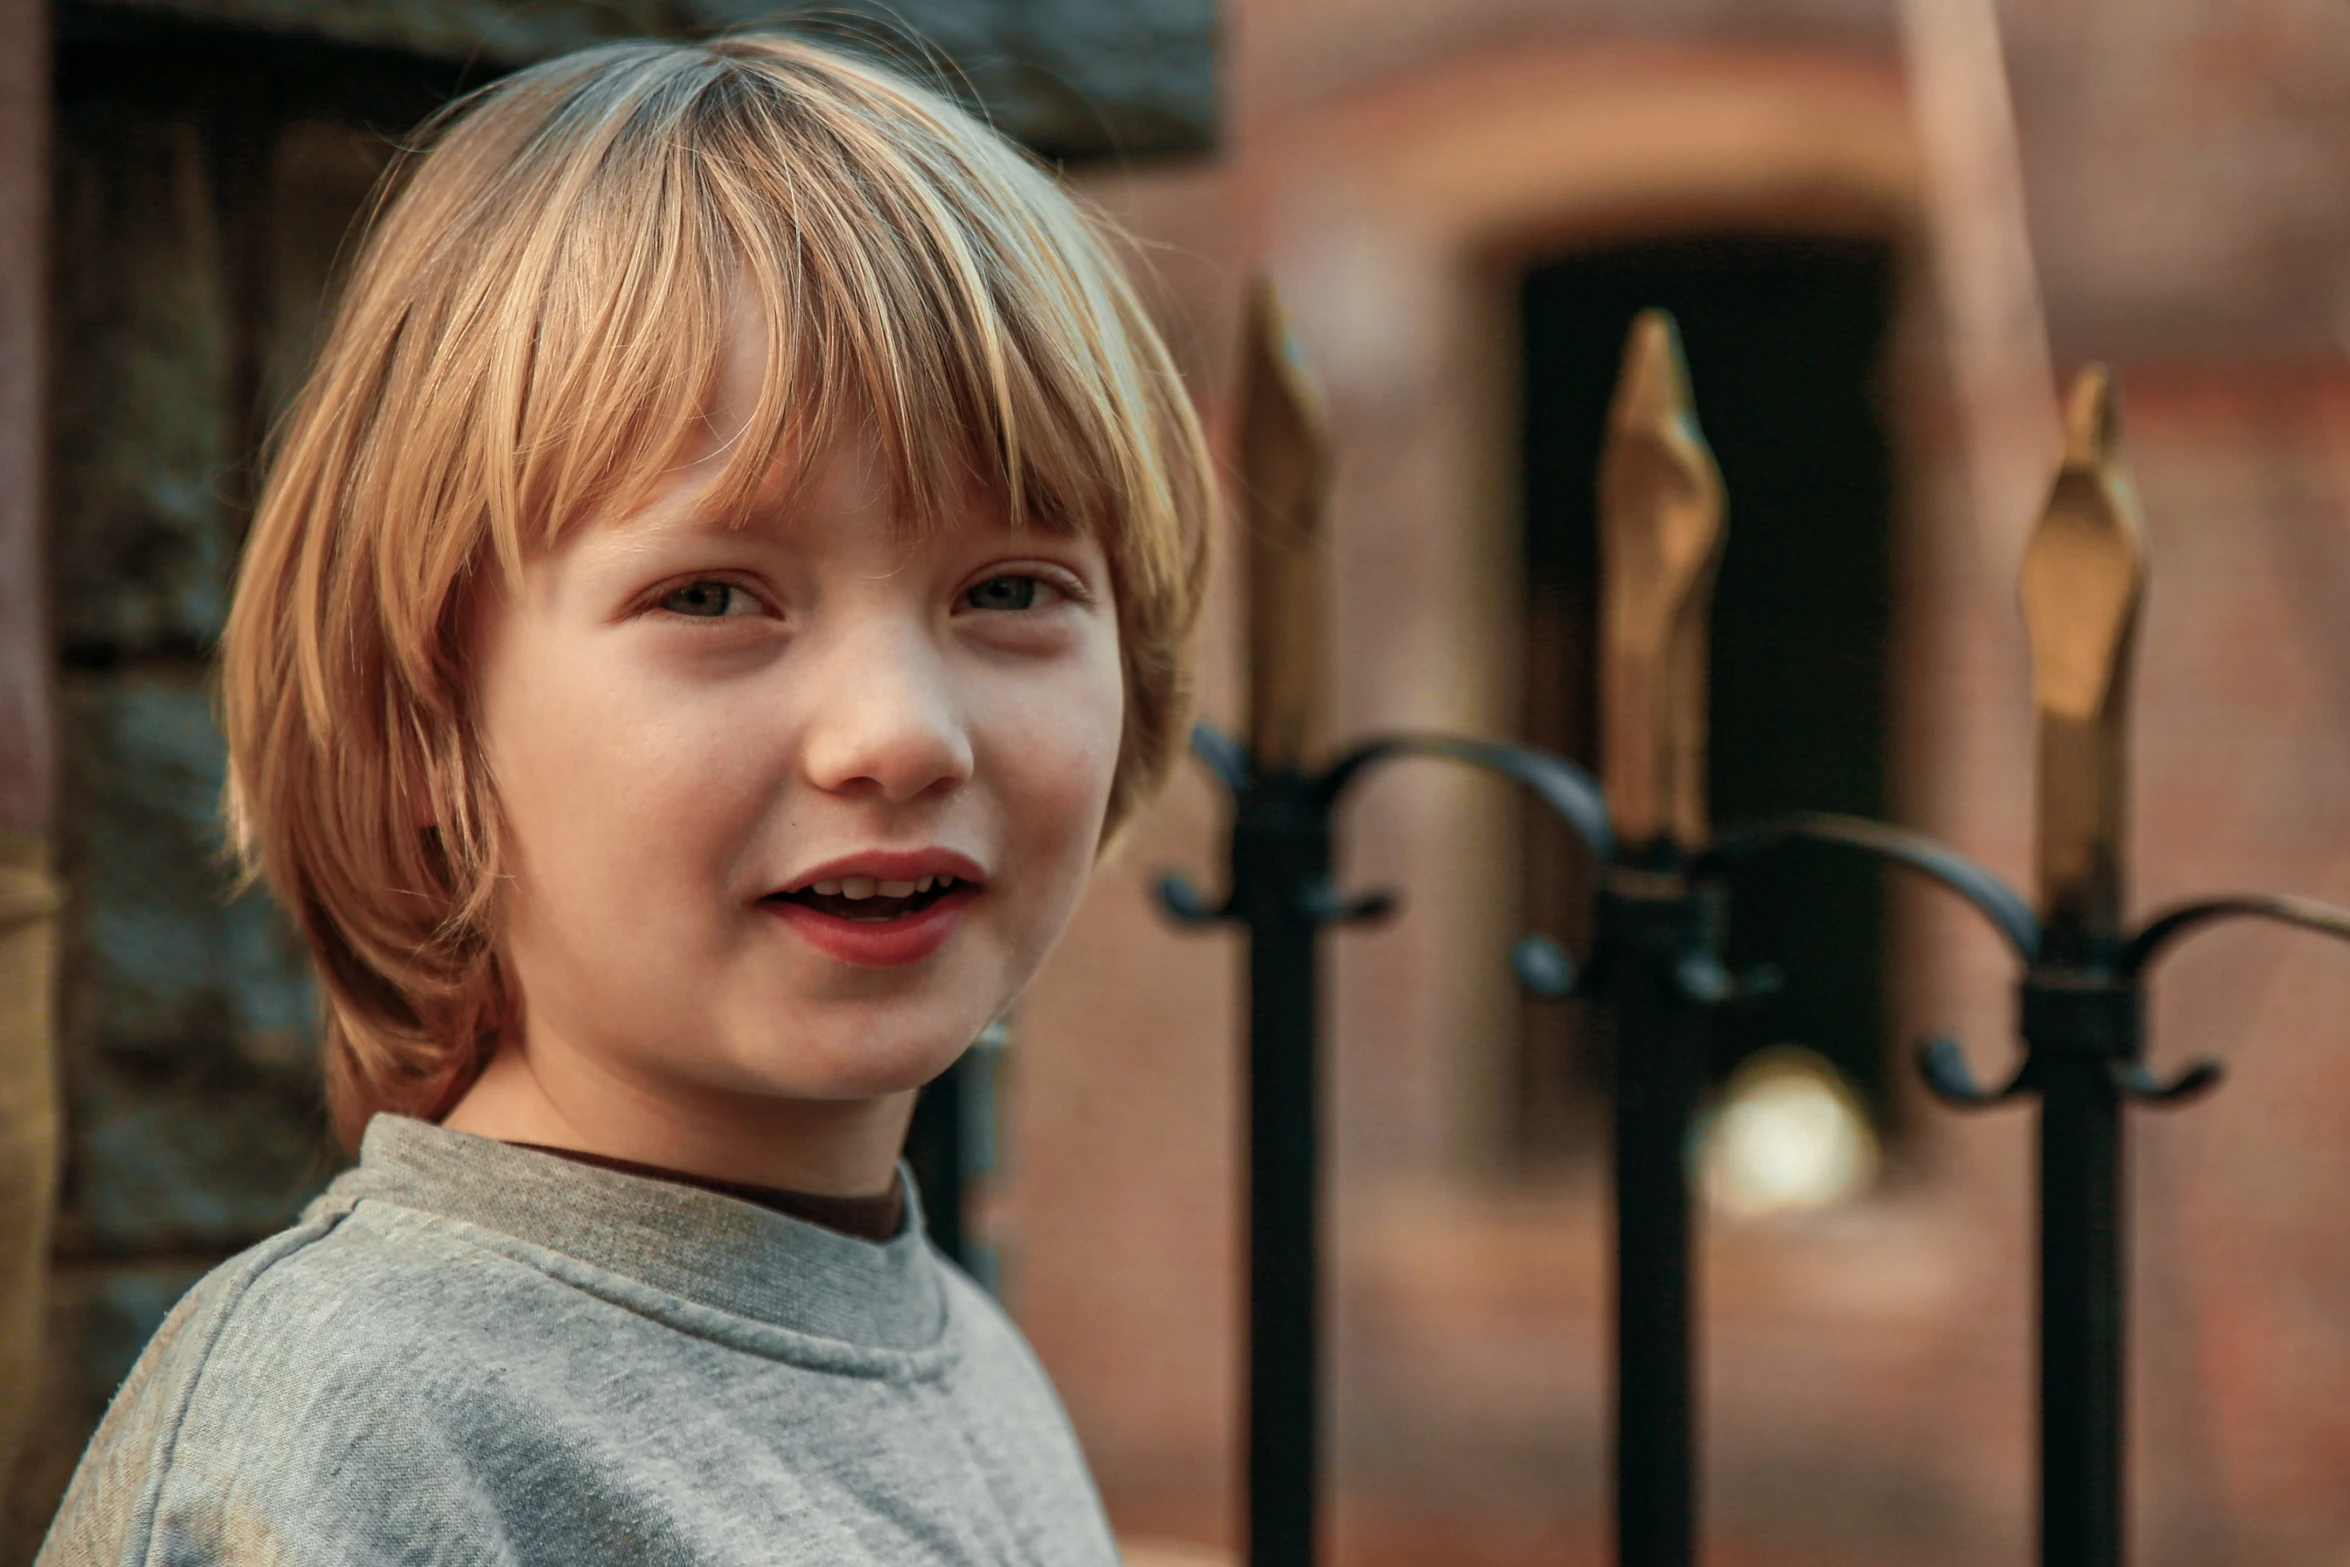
[42,33,1211,1566]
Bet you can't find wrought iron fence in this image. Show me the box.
[1158,285,2350,1567]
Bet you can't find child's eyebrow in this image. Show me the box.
[620,463,800,542]
[581,493,775,565]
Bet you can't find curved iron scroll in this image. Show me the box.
[1320,732,1615,860]
[1698,811,2041,961]
[1694,812,2044,1108]
[1159,725,1613,927]
[2124,893,2350,974]
[1694,813,2350,1112]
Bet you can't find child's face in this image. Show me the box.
[469,369,1124,1118]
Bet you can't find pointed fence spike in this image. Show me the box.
[2020,364,2147,943]
[2062,362,2120,469]
[1242,277,1334,775]
[1597,308,1727,850]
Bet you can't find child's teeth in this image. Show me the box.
[812,879,842,896]
[878,880,916,898]
[840,877,877,900]
[938,874,955,888]
[915,875,934,893]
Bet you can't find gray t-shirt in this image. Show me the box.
[39,1115,1119,1566]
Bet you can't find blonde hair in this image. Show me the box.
[220,35,1215,1146]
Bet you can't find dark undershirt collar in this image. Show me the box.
[503,1142,907,1243]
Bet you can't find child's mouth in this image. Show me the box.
[761,870,980,967]
[765,873,963,923]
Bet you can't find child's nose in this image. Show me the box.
[797,623,974,804]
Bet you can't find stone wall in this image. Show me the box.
[65,0,1216,161]
[2,6,1215,1553]
[0,0,58,1534]
[7,38,450,1553]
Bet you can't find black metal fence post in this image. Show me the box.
[1232,766,1334,1565]
[903,1061,968,1265]
[2025,959,2132,1566]
[1162,738,1392,1567]
[1596,863,1718,1567]
[1579,307,1728,1567]
[1164,730,1612,1567]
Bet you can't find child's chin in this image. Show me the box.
[730,1029,975,1102]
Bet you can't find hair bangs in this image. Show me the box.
[505,44,1147,564]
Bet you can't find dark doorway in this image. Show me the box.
[1515,231,1898,1159]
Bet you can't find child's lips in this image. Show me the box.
[760,883,978,966]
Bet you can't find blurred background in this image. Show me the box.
[6,0,2350,1563]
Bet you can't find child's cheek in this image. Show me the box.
[1008,654,1122,816]
[984,644,1123,910]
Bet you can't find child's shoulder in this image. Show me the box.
[38,1195,557,1567]
[41,1207,334,1564]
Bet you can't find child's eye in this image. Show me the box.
[964,575,1052,612]
[658,580,759,618]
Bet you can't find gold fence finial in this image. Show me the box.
[1241,277,1334,774]
[2020,364,2146,941]
[1598,309,1727,849]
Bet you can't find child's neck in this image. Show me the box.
[442,1038,913,1198]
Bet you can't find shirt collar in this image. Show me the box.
[320,1114,947,1353]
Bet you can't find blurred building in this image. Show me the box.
[1007,2,2350,1564]
[7,0,2350,1564]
